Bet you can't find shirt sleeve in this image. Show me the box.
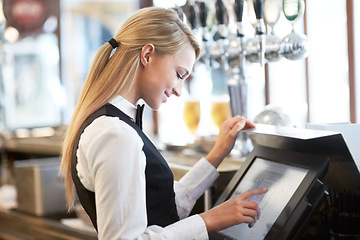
[174,158,220,219]
[77,116,210,240]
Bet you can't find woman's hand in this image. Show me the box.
[206,115,255,168]
[199,188,268,232]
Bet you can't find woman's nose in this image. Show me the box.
[172,81,183,97]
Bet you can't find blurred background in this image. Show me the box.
[0,1,359,238]
[0,0,359,145]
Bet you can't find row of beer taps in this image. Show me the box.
[175,0,308,156]
[178,0,308,68]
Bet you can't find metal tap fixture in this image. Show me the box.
[253,0,266,66]
[180,0,308,156]
[214,0,229,73]
[199,1,211,70]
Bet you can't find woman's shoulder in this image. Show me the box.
[81,115,143,147]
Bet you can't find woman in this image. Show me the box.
[60,7,267,240]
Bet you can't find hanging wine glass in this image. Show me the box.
[264,0,281,32]
[247,0,257,29]
[245,0,257,63]
[281,0,308,60]
[263,0,282,62]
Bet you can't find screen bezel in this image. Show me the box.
[214,145,329,240]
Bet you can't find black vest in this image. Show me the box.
[71,103,180,231]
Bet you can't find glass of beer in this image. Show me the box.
[183,100,201,134]
[210,98,232,129]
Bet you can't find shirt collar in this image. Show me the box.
[109,95,137,121]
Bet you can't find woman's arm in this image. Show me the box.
[206,115,255,169]
[174,116,256,223]
[201,116,268,232]
[200,188,268,232]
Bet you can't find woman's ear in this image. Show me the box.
[140,44,155,66]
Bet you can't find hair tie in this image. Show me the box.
[108,38,119,49]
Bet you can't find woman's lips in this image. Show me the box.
[163,91,171,102]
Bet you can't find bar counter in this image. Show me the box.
[0,209,97,240]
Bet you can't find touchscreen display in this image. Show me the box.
[219,158,309,240]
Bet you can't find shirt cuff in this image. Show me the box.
[161,214,209,240]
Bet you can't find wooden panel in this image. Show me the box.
[347,0,356,123]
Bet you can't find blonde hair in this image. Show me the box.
[60,7,200,210]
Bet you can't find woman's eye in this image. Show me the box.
[177,73,184,80]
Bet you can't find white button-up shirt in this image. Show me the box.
[76,96,219,239]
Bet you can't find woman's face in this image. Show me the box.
[136,44,196,110]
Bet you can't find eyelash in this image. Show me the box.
[177,72,184,80]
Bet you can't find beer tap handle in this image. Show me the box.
[253,0,263,21]
[199,1,211,69]
[215,0,226,26]
[215,0,228,42]
[234,0,245,37]
[199,2,207,28]
[234,0,245,23]
[215,0,229,70]
[188,3,198,30]
[253,0,265,66]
